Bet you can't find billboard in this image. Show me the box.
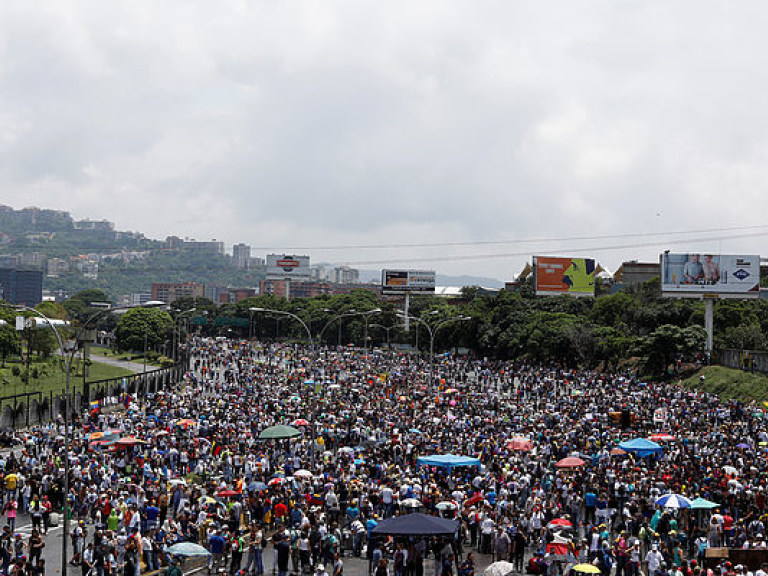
[381,270,436,295]
[660,253,760,298]
[266,254,310,280]
[534,256,596,297]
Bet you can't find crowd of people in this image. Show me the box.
[0,337,767,576]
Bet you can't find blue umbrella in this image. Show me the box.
[248,482,268,492]
[165,542,211,557]
[655,494,692,509]
[618,438,663,458]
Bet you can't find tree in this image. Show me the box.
[722,325,766,351]
[114,308,173,353]
[27,328,57,358]
[35,301,68,320]
[0,325,20,367]
[640,324,706,375]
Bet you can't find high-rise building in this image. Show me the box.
[0,268,43,306]
[333,266,360,285]
[47,258,70,277]
[151,282,205,304]
[232,243,251,269]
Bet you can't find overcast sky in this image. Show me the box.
[1,1,767,281]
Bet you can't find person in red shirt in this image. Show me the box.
[722,512,734,547]
[274,499,288,524]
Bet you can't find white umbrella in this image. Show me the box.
[400,498,422,508]
[169,478,187,486]
[723,465,738,476]
[655,494,692,509]
[294,469,313,479]
[484,561,516,576]
[436,501,458,511]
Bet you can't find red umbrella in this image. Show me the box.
[648,433,675,442]
[610,448,627,456]
[555,457,586,469]
[115,437,149,447]
[466,494,484,506]
[547,518,574,529]
[217,490,240,497]
[507,437,534,452]
[291,419,310,426]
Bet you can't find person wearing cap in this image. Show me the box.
[645,544,664,576]
[314,562,329,576]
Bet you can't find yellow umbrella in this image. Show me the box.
[89,432,104,440]
[573,565,601,574]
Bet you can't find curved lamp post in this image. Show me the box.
[249,307,316,463]
[369,323,396,349]
[318,308,381,348]
[397,312,471,387]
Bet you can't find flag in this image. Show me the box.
[211,442,223,457]
[90,400,100,410]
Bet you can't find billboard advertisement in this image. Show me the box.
[660,253,760,298]
[534,256,596,297]
[381,270,436,294]
[266,254,310,280]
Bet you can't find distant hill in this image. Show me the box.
[0,204,262,298]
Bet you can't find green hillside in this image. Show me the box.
[0,204,264,298]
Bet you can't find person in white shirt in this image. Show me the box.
[645,544,664,576]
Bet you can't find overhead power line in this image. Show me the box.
[249,224,768,252]
[329,230,768,267]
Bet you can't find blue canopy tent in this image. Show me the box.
[372,513,459,536]
[618,438,663,457]
[417,454,481,469]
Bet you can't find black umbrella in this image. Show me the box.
[371,513,459,536]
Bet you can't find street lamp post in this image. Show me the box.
[172,308,196,361]
[249,307,317,463]
[398,312,471,388]
[360,308,381,355]
[369,323,396,349]
[318,310,356,348]
[318,308,381,349]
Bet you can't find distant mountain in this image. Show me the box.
[357,269,504,289]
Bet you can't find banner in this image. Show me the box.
[381,270,436,294]
[534,256,596,297]
[660,253,760,298]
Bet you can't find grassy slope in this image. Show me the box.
[681,365,768,403]
[0,357,134,401]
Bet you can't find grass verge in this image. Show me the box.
[681,365,768,403]
[0,357,134,401]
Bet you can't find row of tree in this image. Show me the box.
[6,278,768,376]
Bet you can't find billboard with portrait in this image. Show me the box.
[266,254,311,280]
[533,256,596,297]
[660,253,760,298]
[381,270,436,295]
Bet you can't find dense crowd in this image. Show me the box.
[1,337,767,576]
